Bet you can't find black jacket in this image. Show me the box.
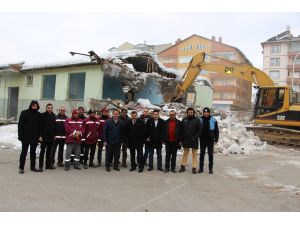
[200,115,219,142]
[55,114,68,138]
[18,100,41,144]
[145,118,164,149]
[162,118,183,145]
[125,118,145,149]
[41,111,56,143]
[182,116,202,149]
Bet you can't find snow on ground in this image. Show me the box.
[0,124,21,150]
[0,111,268,156]
[215,115,268,155]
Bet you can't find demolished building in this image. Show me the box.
[0,50,213,120]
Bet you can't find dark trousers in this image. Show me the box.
[39,141,53,169]
[105,143,121,168]
[200,139,214,170]
[84,143,96,165]
[80,142,85,163]
[142,147,162,169]
[129,147,143,169]
[97,141,104,165]
[121,142,128,166]
[165,142,178,171]
[19,142,38,170]
[51,139,65,165]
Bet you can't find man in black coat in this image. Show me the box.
[18,100,42,174]
[199,107,219,174]
[139,108,151,165]
[162,110,182,173]
[119,108,130,167]
[179,107,202,174]
[39,103,56,170]
[51,106,68,167]
[124,111,145,172]
[140,109,164,172]
[103,109,124,172]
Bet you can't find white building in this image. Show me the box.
[261,26,300,92]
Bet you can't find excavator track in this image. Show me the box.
[246,126,300,147]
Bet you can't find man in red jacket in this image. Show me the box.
[83,109,104,169]
[64,109,85,171]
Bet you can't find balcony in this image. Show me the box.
[287,51,300,58]
[287,64,300,72]
[287,77,300,85]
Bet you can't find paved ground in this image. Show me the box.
[0,146,299,212]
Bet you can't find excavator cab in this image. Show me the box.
[254,87,287,117]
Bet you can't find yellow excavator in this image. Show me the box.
[170,52,300,146]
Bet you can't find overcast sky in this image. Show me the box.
[1,12,300,68]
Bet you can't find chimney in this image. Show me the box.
[175,38,181,44]
[212,35,216,41]
[219,36,222,43]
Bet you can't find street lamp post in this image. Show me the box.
[292,52,300,92]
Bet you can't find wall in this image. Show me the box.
[194,84,213,107]
[0,65,104,120]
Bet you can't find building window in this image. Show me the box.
[269,71,280,80]
[271,45,281,54]
[179,56,192,63]
[27,75,33,86]
[42,74,56,99]
[68,72,86,100]
[270,58,280,67]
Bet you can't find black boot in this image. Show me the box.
[31,168,42,172]
[198,168,204,173]
[19,169,24,174]
[84,164,89,169]
[89,162,97,168]
[106,167,110,172]
[179,165,185,173]
[65,162,70,171]
[209,165,213,174]
[192,168,197,174]
[74,163,81,170]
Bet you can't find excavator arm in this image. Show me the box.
[171,52,274,102]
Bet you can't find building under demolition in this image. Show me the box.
[0,50,213,120]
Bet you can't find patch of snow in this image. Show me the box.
[0,124,21,150]
[136,99,160,110]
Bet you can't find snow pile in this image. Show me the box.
[0,124,21,150]
[215,115,268,155]
[136,98,161,110]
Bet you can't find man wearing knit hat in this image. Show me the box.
[199,107,219,174]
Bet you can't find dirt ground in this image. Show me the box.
[0,145,299,212]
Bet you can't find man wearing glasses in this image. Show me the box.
[51,106,68,167]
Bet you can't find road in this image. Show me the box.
[0,146,299,211]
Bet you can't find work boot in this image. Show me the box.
[97,161,101,167]
[84,164,89,169]
[130,167,136,172]
[179,165,185,173]
[158,167,163,172]
[89,162,97,168]
[122,163,128,168]
[138,168,143,173]
[31,168,43,172]
[74,164,81,170]
[49,165,56,169]
[209,165,213,174]
[106,167,110,172]
[171,169,177,173]
[19,169,24,174]
[198,168,204,173]
[192,168,197,174]
[65,162,70,171]
[164,168,169,173]
[57,162,64,167]
[148,167,153,171]
[113,167,120,171]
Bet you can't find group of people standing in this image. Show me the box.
[18,100,219,175]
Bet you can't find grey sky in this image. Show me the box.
[1,12,300,68]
